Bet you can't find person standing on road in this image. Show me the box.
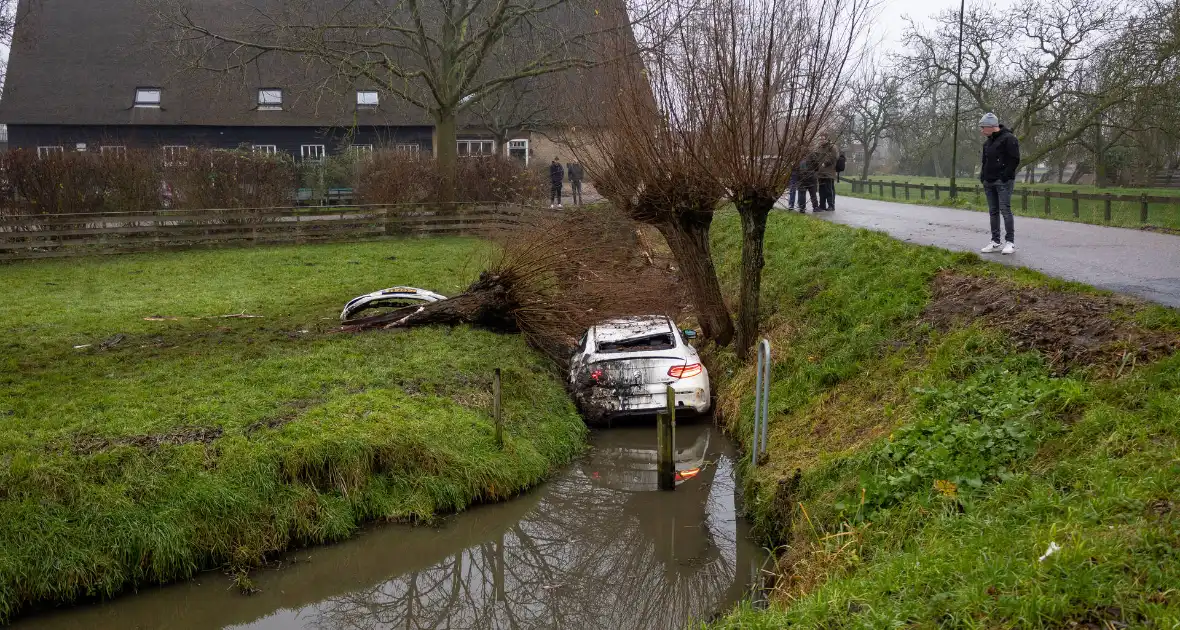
[797,151,821,213]
[549,158,565,209]
[566,159,584,205]
[786,159,802,211]
[816,133,839,212]
[978,113,1020,254]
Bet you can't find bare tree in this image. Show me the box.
[845,66,903,180]
[682,0,868,357]
[573,6,736,346]
[152,0,651,198]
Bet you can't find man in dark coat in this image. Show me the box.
[815,133,840,211]
[566,160,585,205]
[549,158,565,208]
[978,112,1020,254]
[796,152,821,213]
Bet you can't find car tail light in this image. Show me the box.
[668,363,702,379]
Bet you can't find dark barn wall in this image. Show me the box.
[7,125,436,156]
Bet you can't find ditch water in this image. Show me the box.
[18,422,766,629]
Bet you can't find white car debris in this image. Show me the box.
[569,315,711,420]
[340,286,447,321]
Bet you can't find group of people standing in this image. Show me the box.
[550,158,585,208]
[786,133,845,213]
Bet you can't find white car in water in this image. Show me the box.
[569,316,711,420]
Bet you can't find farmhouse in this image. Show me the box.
[0,0,596,165]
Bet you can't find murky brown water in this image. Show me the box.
[18,422,764,630]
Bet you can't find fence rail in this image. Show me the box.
[0,203,556,261]
[850,179,1180,225]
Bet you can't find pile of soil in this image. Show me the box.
[924,271,1179,373]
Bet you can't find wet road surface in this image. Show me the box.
[17,423,764,630]
[788,195,1180,308]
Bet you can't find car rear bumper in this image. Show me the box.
[587,385,711,417]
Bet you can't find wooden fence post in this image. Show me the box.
[891,181,897,198]
[493,368,503,448]
[904,183,910,200]
[1072,191,1080,218]
[935,184,941,201]
[1021,189,1028,211]
[657,385,676,491]
[1141,193,1149,223]
[879,182,885,196]
[1104,194,1113,222]
[920,183,926,199]
[1044,190,1051,216]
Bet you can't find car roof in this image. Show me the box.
[592,316,674,344]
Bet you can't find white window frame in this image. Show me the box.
[301,144,326,163]
[162,145,189,166]
[258,88,283,111]
[356,90,379,108]
[37,146,64,158]
[394,143,420,154]
[252,145,278,155]
[349,144,374,156]
[457,139,495,157]
[134,88,162,108]
[100,145,127,157]
[507,138,529,166]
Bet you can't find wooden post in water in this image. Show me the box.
[657,385,676,491]
[493,368,503,448]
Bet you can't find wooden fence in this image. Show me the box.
[850,179,1180,224]
[0,203,558,261]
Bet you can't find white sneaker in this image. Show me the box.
[557,204,564,209]
[1001,241,1015,255]
[981,241,1002,253]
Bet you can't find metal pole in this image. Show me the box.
[949,0,966,198]
[759,340,770,460]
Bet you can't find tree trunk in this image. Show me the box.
[435,111,458,201]
[734,198,772,361]
[860,146,872,181]
[654,216,734,347]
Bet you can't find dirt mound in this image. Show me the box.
[924,271,1179,373]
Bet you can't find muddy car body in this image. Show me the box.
[570,316,711,420]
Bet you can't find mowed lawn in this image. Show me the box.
[0,240,586,622]
[837,177,1180,229]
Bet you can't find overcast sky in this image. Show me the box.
[868,0,1017,57]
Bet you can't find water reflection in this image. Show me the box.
[21,424,762,630]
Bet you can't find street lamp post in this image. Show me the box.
[949,0,966,198]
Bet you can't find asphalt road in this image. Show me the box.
[787,195,1180,308]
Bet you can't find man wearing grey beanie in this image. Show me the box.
[978,112,1020,254]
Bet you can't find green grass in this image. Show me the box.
[706,211,1180,627]
[0,240,587,622]
[837,177,1180,230]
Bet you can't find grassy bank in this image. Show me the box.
[707,211,1180,627]
[836,178,1180,230]
[0,241,586,622]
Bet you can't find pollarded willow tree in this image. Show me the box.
[571,5,736,346]
[683,0,868,357]
[152,0,658,198]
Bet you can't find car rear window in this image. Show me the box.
[597,332,676,353]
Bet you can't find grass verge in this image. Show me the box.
[836,178,1180,230]
[706,210,1180,627]
[0,240,586,622]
